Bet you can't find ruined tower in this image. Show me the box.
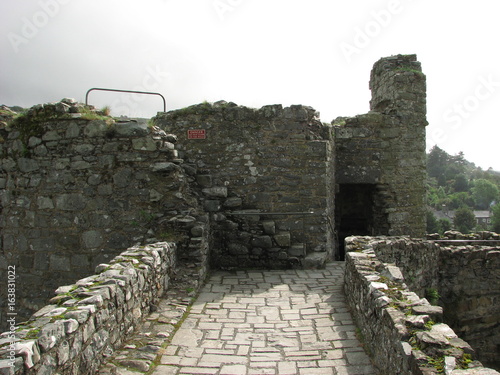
[334,54,427,255]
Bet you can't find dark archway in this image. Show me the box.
[335,184,376,260]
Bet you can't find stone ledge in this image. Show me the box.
[0,242,177,375]
[344,236,500,375]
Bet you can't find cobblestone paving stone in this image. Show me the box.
[99,263,377,375]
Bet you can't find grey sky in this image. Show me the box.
[1,0,499,170]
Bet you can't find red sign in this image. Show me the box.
[187,129,206,139]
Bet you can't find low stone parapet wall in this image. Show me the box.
[0,242,176,375]
[437,243,500,370]
[344,236,500,375]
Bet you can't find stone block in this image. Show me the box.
[65,122,80,138]
[274,232,291,247]
[262,221,276,235]
[31,238,55,252]
[106,233,129,249]
[37,196,54,210]
[415,330,448,347]
[55,232,79,248]
[288,244,306,257]
[34,145,48,156]
[50,255,71,271]
[191,226,205,237]
[202,187,228,198]
[84,121,108,137]
[380,264,405,282]
[132,137,157,151]
[42,130,61,141]
[223,197,242,208]
[277,251,288,260]
[251,236,273,249]
[204,200,221,212]
[113,168,133,188]
[252,248,263,256]
[412,305,443,322]
[55,194,86,211]
[228,243,249,255]
[17,158,39,173]
[34,252,49,271]
[196,175,212,187]
[98,184,113,196]
[150,162,180,173]
[82,231,104,249]
[303,252,327,269]
[114,122,149,137]
[73,144,95,155]
[308,141,327,157]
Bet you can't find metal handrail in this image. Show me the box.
[431,240,500,244]
[85,88,166,112]
[227,211,317,216]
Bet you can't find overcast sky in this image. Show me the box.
[1,0,499,170]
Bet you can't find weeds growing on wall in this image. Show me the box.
[425,288,440,306]
[9,104,114,146]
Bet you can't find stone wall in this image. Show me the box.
[437,242,500,370]
[0,242,176,375]
[0,101,203,329]
[333,54,427,239]
[352,236,441,297]
[371,233,500,370]
[154,103,336,268]
[344,235,500,373]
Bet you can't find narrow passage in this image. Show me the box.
[152,263,376,375]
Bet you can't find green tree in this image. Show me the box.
[438,218,451,233]
[427,146,450,184]
[426,211,440,234]
[492,204,500,233]
[453,174,469,192]
[444,164,463,183]
[453,207,476,233]
[471,179,499,209]
[448,192,474,210]
[451,151,467,167]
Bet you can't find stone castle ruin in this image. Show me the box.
[154,52,427,267]
[1,55,499,374]
[1,54,427,315]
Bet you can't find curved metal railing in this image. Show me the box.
[85,88,166,113]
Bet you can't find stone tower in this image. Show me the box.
[334,54,427,255]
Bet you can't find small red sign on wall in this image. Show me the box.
[187,129,206,139]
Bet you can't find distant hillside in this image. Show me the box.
[426,145,500,233]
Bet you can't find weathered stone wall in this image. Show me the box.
[437,243,500,370]
[351,236,441,297]
[344,235,500,373]
[0,101,203,329]
[370,233,500,370]
[344,237,500,375]
[154,103,335,268]
[0,242,176,375]
[334,54,427,237]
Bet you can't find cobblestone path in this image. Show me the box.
[100,262,377,375]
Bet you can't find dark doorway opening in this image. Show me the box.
[335,184,375,260]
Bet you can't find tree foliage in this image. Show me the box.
[426,146,500,232]
[453,207,476,234]
[471,179,499,210]
[426,210,440,234]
